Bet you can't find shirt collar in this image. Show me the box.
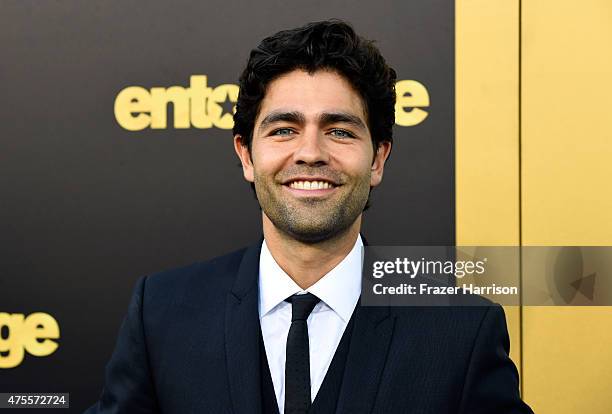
[258,234,363,323]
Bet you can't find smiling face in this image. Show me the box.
[234,69,391,243]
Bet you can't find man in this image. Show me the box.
[86,20,533,413]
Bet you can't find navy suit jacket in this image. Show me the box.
[85,240,533,414]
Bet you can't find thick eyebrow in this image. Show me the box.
[257,110,368,134]
[318,112,368,131]
[258,111,306,133]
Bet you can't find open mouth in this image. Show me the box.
[282,178,340,197]
[287,180,337,190]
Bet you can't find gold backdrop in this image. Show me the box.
[456,1,612,412]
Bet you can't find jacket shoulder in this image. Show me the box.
[142,246,251,307]
[390,297,504,351]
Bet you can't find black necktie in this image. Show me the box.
[284,292,320,414]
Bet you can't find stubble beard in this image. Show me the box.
[254,172,371,243]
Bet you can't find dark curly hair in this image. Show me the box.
[233,19,397,154]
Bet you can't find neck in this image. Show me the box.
[262,214,361,290]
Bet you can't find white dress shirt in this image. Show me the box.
[258,235,363,413]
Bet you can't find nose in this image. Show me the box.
[292,127,329,166]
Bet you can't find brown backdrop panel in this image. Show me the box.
[0,1,454,411]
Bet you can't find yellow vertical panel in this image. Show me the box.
[455,0,522,372]
[522,1,612,413]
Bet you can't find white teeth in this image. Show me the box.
[289,180,334,190]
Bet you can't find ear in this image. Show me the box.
[370,141,392,188]
[233,134,255,183]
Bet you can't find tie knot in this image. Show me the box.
[286,292,320,321]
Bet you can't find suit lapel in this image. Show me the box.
[333,232,395,414]
[225,240,264,414]
[335,303,395,414]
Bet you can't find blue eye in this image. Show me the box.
[331,129,354,138]
[271,128,294,136]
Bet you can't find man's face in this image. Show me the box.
[234,69,391,243]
